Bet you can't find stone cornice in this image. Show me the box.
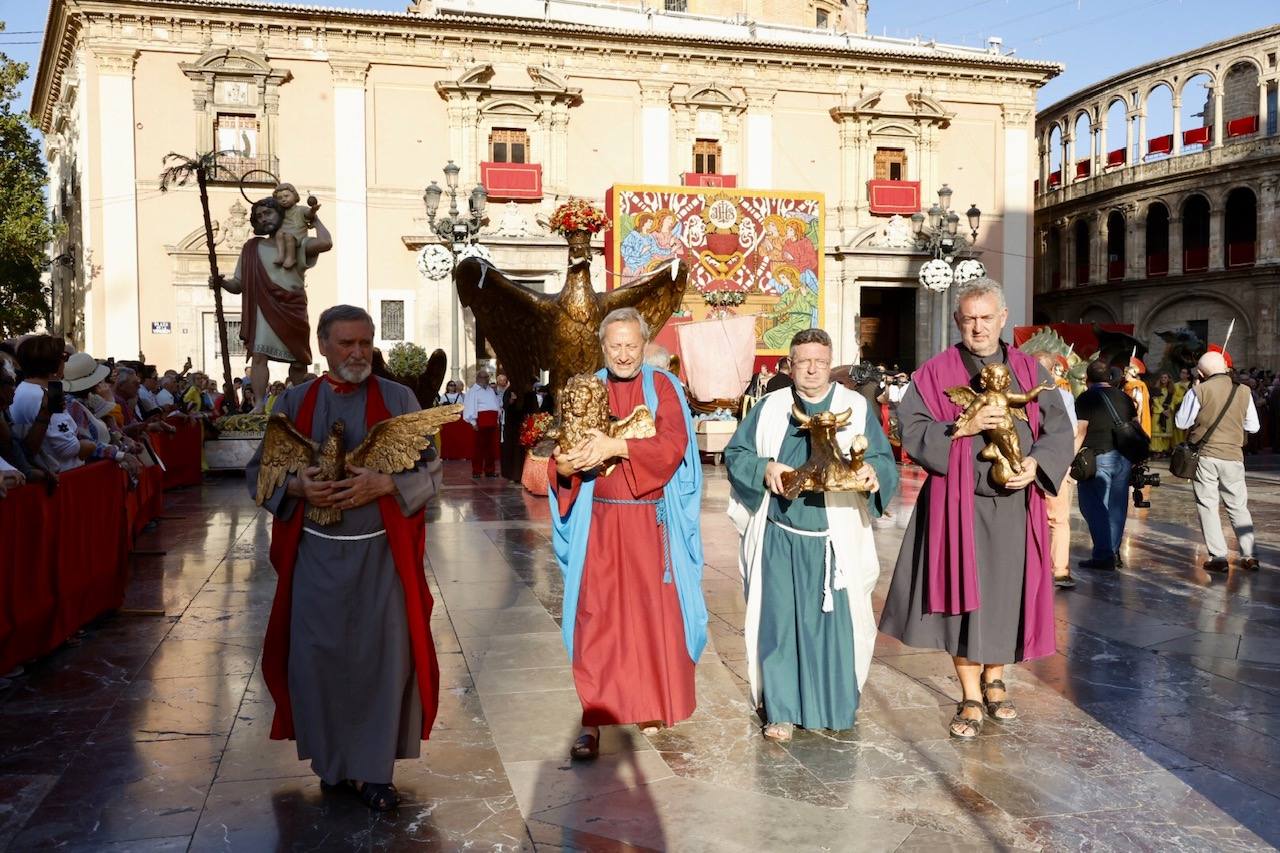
[329,61,370,87]
[31,0,1057,132]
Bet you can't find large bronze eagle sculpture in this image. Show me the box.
[254,404,463,526]
[453,248,688,395]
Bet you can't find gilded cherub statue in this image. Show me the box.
[550,373,656,474]
[254,404,463,525]
[946,363,1054,486]
[271,182,320,270]
[779,406,871,500]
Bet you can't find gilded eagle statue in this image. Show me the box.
[453,238,688,396]
[254,404,463,525]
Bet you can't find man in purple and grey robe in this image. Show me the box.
[879,278,1074,739]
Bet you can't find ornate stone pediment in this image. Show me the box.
[672,82,745,113]
[435,64,583,107]
[830,88,953,128]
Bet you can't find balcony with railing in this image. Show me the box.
[208,154,280,184]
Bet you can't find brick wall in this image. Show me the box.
[1222,64,1260,122]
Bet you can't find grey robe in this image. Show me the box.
[879,344,1074,663]
[247,377,441,784]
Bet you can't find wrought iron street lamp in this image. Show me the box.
[423,161,489,379]
[911,184,983,352]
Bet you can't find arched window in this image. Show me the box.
[1045,227,1062,291]
[1224,187,1257,267]
[1182,194,1211,272]
[1073,112,1093,178]
[1047,124,1063,188]
[1145,202,1169,277]
[1223,62,1261,139]
[1143,83,1174,160]
[1073,218,1091,285]
[1179,73,1214,152]
[1105,99,1128,167]
[1106,211,1126,281]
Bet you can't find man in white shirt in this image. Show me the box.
[156,375,177,408]
[462,369,502,478]
[1174,351,1259,572]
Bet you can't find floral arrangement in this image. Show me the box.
[703,290,747,307]
[520,412,555,449]
[387,342,429,379]
[549,198,611,236]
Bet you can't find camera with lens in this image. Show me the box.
[1130,462,1160,508]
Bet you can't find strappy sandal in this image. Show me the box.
[981,678,1019,721]
[762,722,794,743]
[949,700,985,739]
[356,782,399,812]
[570,732,599,761]
[1053,573,1077,590]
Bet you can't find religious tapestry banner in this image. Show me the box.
[605,184,825,355]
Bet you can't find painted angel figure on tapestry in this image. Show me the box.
[621,210,683,280]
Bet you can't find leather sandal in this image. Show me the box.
[1053,573,1077,590]
[762,722,794,743]
[570,732,599,761]
[1241,557,1260,571]
[357,782,398,812]
[981,678,1018,721]
[949,700,985,739]
[639,720,664,736]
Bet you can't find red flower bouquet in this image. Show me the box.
[549,198,611,236]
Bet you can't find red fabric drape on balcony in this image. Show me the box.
[1148,135,1173,154]
[1146,252,1168,277]
[1226,116,1259,138]
[1182,126,1211,147]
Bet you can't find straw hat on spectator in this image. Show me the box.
[63,352,110,393]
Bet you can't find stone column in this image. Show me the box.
[548,104,570,201]
[1063,221,1076,287]
[1209,199,1225,270]
[1136,110,1147,160]
[834,116,865,241]
[1037,139,1048,190]
[1125,111,1135,164]
[1001,103,1033,323]
[1259,177,1278,263]
[1168,216,1184,276]
[1092,121,1104,174]
[837,261,859,364]
[639,82,671,184]
[1172,95,1183,155]
[1211,83,1224,149]
[94,48,141,360]
[330,61,371,313]
[1093,215,1107,284]
[722,109,742,179]
[1127,207,1145,280]
[744,88,775,189]
[1258,81,1268,135]
[672,107,695,178]
[1063,134,1074,186]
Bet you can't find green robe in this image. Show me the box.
[724,386,897,729]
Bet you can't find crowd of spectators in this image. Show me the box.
[0,334,236,499]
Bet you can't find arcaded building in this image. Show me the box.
[1033,25,1280,370]
[32,0,1057,378]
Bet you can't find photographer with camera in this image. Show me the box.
[1074,359,1139,571]
[1174,350,1259,572]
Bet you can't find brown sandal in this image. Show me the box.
[949,699,985,739]
[762,722,794,743]
[981,678,1019,721]
[570,732,599,761]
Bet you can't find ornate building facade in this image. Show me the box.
[33,0,1056,378]
[1033,25,1280,370]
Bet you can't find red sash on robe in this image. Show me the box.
[238,237,313,365]
[261,376,440,740]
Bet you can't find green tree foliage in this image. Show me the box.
[0,22,54,338]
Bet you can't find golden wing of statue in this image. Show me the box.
[1010,406,1030,423]
[454,257,554,394]
[601,258,689,337]
[944,385,979,409]
[610,404,657,440]
[256,414,318,506]
[349,404,464,474]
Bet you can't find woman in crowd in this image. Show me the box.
[9,336,94,473]
[1149,372,1174,457]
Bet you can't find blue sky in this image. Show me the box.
[2,1,1276,129]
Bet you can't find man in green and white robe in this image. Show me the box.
[725,328,898,740]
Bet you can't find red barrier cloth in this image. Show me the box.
[0,463,131,672]
[439,419,473,460]
[151,421,203,489]
[125,466,165,540]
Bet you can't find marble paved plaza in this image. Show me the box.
[3,459,1280,851]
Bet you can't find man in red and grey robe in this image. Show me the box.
[548,307,707,760]
[247,305,442,811]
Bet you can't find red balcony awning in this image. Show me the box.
[1182,126,1211,147]
[480,162,542,200]
[1148,134,1173,155]
[1075,159,1091,178]
[866,180,921,215]
[1048,170,1062,188]
[682,173,737,188]
[1227,116,1259,138]
[1106,148,1126,167]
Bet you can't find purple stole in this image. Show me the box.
[911,345,1055,661]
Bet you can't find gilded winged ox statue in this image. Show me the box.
[254,404,463,525]
[453,234,689,396]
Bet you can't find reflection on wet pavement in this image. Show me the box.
[2,461,1278,850]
